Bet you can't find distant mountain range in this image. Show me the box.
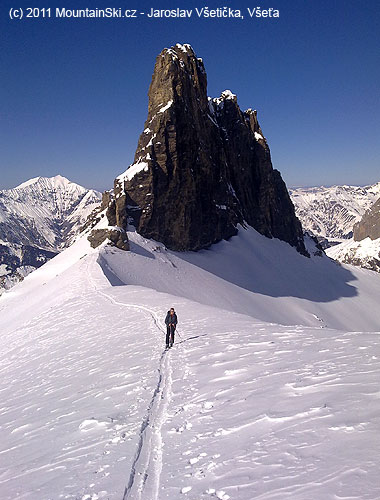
[290,182,380,273]
[290,182,380,244]
[0,175,101,292]
[325,195,380,273]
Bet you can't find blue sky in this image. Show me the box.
[1,0,379,191]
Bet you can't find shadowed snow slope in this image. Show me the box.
[100,227,380,332]
[1,229,380,499]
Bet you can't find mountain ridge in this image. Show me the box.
[0,174,101,249]
[0,175,101,292]
[291,181,380,273]
[290,181,380,243]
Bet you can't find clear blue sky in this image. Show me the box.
[1,0,379,191]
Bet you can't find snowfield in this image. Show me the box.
[1,227,380,499]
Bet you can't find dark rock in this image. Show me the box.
[81,191,112,233]
[304,232,325,256]
[87,228,129,250]
[83,190,129,251]
[353,197,380,241]
[314,236,341,250]
[338,255,380,274]
[114,44,307,255]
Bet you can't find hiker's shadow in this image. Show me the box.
[177,334,207,345]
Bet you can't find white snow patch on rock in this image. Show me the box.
[221,90,236,100]
[117,162,149,182]
[176,43,192,53]
[158,100,173,113]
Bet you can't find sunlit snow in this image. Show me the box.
[116,162,149,183]
[158,100,173,113]
[1,225,380,499]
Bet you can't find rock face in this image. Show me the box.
[326,237,380,274]
[85,193,129,251]
[353,197,380,241]
[113,44,307,255]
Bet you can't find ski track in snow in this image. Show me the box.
[87,257,173,500]
[1,242,380,499]
[121,349,172,500]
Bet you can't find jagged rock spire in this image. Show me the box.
[112,43,307,255]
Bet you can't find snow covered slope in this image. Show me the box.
[326,237,380,273]
[290,182,380,243]
[1,225,380,499]
[100,227,380,332]
[0,175,101,292]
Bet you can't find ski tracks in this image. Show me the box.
[87,256,174,500]
[122,348,172,500]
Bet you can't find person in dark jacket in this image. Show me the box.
[165,307,178,348]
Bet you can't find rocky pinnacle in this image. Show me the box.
[111,43,307,255]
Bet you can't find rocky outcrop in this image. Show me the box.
[326,196,380,273]
[353,197,380,241]
[328,196,380,273]
[87,228,129,250]
[113,43,307,255]
[84,192,129,250]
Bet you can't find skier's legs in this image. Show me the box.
[166,326,171,347]
[170,325,175,347]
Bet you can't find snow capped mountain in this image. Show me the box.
[1,223,380,499]
[289,182,380,243]
[0,175,101,292]
[0,175,101,249]
[325,196,380,273]
[2,43,379,499]
[291,181,380,273]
